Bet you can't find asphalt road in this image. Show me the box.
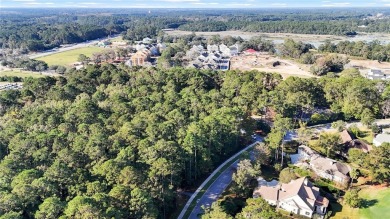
[187,136,263,219]
[188,161,238,219]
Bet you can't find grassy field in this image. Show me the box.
[331,187,390,219]
[36,46,106,66]
[110,36,127,42]
[0,69,44,78]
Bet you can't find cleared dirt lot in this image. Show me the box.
[230,53,315,79]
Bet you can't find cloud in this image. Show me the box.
[79,2,101,4]
[192,2,219,5]
[271,3,287,7]
[24,2,54,4]
[159,0,200,2]
[322,2,351,7]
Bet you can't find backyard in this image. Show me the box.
[36,46,106,66]
[331,186,390,219]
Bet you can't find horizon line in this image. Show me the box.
[1,6,390,9]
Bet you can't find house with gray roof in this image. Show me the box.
[253,177,329,218]
[291,145,351,184]
[367,69,390,80]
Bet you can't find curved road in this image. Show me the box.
[181,118,390,219]
[180,135,263,219]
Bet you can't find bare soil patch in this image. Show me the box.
[230,53,315,79]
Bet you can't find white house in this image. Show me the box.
[310,157,351,183]
[367,69,390,80]
[142,37,153,44]
[207,44,219,53]
[253,177,329,218]
[373,133,390,146]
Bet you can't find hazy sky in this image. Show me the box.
[1,0,390,8]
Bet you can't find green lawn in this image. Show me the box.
[110,36,127,42]
[0,69,44,78]
[359,187,390,219]
[357,130,374,144]
[36,46,106,66]
[331,187,390,219]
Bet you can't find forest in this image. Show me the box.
[0,64,390,218]
[1,8,390,55]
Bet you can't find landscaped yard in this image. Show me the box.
[0,69,44,78]
[36,46,106,66]
[331,187,390,219]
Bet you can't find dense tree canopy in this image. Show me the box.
[1,63,390,217]
[0,65,282,218]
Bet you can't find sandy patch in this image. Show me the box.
[230,53,315,79]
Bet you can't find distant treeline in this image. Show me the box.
[1,8,389,54]
[319,40,390,62]
[178,20,390,35]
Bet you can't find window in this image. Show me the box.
[306,212,310,216]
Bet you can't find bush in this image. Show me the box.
[279,168,298,183]
[344,189,362,208]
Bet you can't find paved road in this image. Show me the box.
[188,160,239,219]
[184,136,263,219]
[181,119,390,218]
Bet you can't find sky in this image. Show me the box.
[1,0,390,8]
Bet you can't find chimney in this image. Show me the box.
[304,177,308,185]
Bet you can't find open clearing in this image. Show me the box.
[166,30,390,47]
[36,46,106,66]
[230,53,315,79]
[0,69,44,78]
[331,186,390,219]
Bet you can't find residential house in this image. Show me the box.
[189,52,230,71]
[97,40,111,47]
[142,37,153,44]
[310,156,350,183]
[340,130,353,145]
[373,133,390,146]
[229,44,239,56]
[291,146,351,184]
[207,44,219,53]
[366,69,390,80]
[253,177,329,218]
[244,49,257,54]
[187,44,231,71]
[219,44,239,57]
[130,49,151,67]
[348,139,372,153]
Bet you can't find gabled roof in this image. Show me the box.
[255,177,329,211]
[245,49,256,53]
[253,186,279,201]
[310,156,350,179]
[340,130,353,144]
[279,177,323,211]
[350,139,372,152]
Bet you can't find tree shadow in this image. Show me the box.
[360,198,378,209]
[329,201,342,217]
